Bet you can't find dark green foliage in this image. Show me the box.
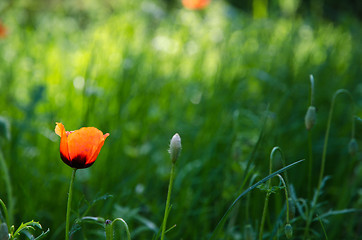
[0,1,361,239]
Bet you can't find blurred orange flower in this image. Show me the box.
[0,21,7,38]
[182,0,210,10]
[55,122,109,169]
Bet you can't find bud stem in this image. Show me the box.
[318,89,353,192]
[304,89,354,239]
[307,75,315,198]
[105,220,113,240]
[259,147,287,240]
[309,74,315,106]
[258,192,270,240]
[277,174,290,223]
[106,218,132,240]
[161,163,176,240]
[307,131,313,199]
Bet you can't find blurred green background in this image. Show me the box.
[0,0,361,239]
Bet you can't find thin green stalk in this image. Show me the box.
[304,89,354,239]
[259,193,270,240]
[307,130,313,199]
[317,89,353,191]
[65,168,77,240]
[106,218,131,240]
[316,214,328,240]
[259,147,286,240]
[161,163,176,240]
[309,75,315,106]
[277,174,289,224]
[0,149,13,227]
[105,220,113,240]
[269,147,288,184]
[113,218,132,240]
[307,75,315,198]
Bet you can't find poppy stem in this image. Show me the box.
[160,163,176,240]
[65,168,77,240]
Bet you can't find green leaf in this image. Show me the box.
[313,209,361,222]
[33,228,50,240]
[12,221,42,237]
[257,183,284,193]
[289,185,306,220]
[0,198,9,228]
[80,216,106,224]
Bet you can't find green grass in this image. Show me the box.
[0,0,361,239]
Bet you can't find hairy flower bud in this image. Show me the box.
[348,138,358,156]
[169,133,182,163]
[305,106,317,130]
[285,223,293,239]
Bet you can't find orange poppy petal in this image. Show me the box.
[87,133,109,165]
[55,122,109,169]
[0,22,7,38]
[67,127,107,168]
[55,122,71,163]
[55,122,63,136]
[182,0,210,9]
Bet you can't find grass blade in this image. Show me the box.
[317,214,328,240]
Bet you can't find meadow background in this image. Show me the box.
[0,0,361,239]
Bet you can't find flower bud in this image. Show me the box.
[305,106,317,130]
[244,224,255,240]
[169,133,181,163]
[285,223,293,239]
[348,138,358,156]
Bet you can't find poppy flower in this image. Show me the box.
[182,0,210,10]
[0,21,7,38]
[55,122,109,169]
